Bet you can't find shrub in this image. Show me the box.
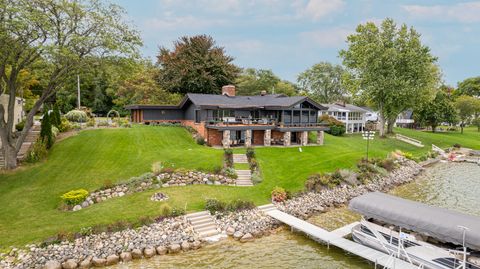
[65,110,88,122]
[102,179,114,190]
[305,172,339,191]
[25,140,48,163]
[15,119,25,132]
[271,186,287,203]
[205,198,226,213]
[212,165,222,174]
[251,171,263,185]
[40,110,54,149]
[223,167,237,179]
[86,117,95,127]
[339,169,359,186]
[320,114,346,136]
[196,136,205,145]
[79,226,93,236]
[226,199,255,212]
[51,104,61,128]
[224,149,233,168]
[60,189,89,206]
[453,143,462,148]
[151,162,163,175]
[107,220,132,232]
[246,147,255,159]
[249,158,258,171]
[159,204,173,216]
[329,170,343,186]
[51,126,59,137]
[97,120,109,127]
[58,117,73,132]
[171,207,185,217]
[138,216,154,227]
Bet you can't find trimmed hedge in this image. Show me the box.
[60,189,89,206]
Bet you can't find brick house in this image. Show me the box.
[125,85,329,147]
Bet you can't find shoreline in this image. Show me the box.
[1,158,424,269]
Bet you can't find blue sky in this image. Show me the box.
[111,0,480,86]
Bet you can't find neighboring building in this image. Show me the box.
[395,110,415,128]
[320,102,368,133]
[125,85,329,147]
[360,107,379,122]
[0,94,24,131]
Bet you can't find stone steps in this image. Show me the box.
[0,124,40,168]
[185,211,219,238]
[232,154,248,163]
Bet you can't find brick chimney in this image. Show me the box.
[260,90,267,96]
[222,85,236,96]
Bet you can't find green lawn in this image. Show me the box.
[1,125,479,248]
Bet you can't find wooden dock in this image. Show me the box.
[265,209,419,269]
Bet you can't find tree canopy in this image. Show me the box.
[297,62,347,103]
[0,0,141,169]
[157,35,240,95]
[339,18,439,136]
[455,95,480,134]
[414,90,457,132]
[236,68,298,96]
[457,76,480,97]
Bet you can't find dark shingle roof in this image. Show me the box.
[126,93,326,110]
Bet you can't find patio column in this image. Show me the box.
[283,131,291,146]
[301,131,308,146]
[264,129,271,146]
[317,130,324,145]
[245,129,252,147]
[222,130,231,148]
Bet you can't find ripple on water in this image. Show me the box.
[113,162,480,269]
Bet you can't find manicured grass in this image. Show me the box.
[1,125,479,248]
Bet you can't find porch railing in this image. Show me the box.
[206,117,326,127]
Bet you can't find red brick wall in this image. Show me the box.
[207,129,223,146]
[182,120,207,138]
[252,130,264,145]
[271,130,283,140]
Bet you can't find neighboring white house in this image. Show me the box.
[395,109,415,128]
[320,102,368,133]
[0,94,24,131]
[360,107,379,122]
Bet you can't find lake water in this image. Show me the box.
[114,162,480,269]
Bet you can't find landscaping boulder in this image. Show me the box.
[240,233,254,243]
[226,226,235,236]
[119,252,132,262]
[44,260,61,269]
[168,243,181,254]
[61,259,78,269]
[144,247,156,258]
[78,257,92,269]
[132,249,143,259]
[106,254,119,266]
[233,231,244,240]
[156,246,167,255]
[72,205,82,211]
[191,241,202,250]
[91,257,106,267]
[180,241,190,251]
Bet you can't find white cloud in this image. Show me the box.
[224,39,265,54]
[300,27,352,48]
[297,0,345,21]
[143,16,225,31]
[403,2,480,23]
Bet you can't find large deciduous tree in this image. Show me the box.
[157,35,240,95]
[339,18,439,136]
[0,0,141,169]
[454,95,480,134]
[236,68,298,96]
[414,90,457,132]
[457,76,480,97]
[115,65,182,107]
[297,62,347,103]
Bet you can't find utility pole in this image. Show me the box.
[77,75,81,109]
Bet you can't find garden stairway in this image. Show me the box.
[233,153,253,186]
[0,123,40,168]
[186,211,219,238]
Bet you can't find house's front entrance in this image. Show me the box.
[230,130,245,146]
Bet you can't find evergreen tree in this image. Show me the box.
[40,109,54,149]
[51,104,61,128]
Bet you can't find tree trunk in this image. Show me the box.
[378,113,386,137]
[461,123,464,134]
[386,117,395,134]
[3,143,17,169]
[431,124,437,133]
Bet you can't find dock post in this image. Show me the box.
[374,260,377,269]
